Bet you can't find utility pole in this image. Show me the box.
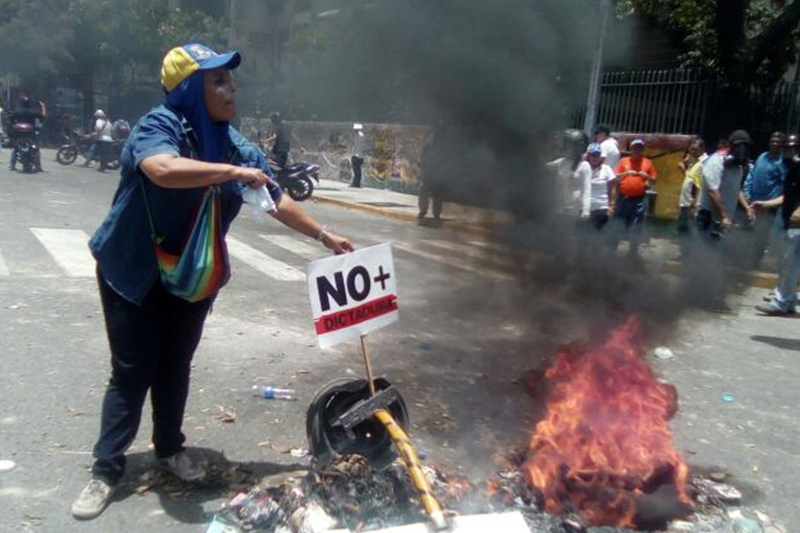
[228,0,237,48]
[583,0,611,137]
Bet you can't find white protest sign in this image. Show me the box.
[307,243,398,349]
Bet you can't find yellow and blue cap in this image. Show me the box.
[161,44,241,92]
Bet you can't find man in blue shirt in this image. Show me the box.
[740,131,787,268]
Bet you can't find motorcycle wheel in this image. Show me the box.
[287,176,314,202]
[56,146,78,165]
[22,158,33,173]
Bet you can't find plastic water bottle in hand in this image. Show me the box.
[252,385,296,401]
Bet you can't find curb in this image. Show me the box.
[312,195,495,238]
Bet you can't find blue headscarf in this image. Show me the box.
[165,72,230,163]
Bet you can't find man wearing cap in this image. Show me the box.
[72,43,353,520]
[611,138,657,258]
[697,130,751,237]
[576,142,616,229]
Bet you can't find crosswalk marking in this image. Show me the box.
[30,228,95,278]
[392,243,513,281]
[226,236,306,282]
[0,248,8,276]
[259,234,322,261]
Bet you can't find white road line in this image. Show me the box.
[392,243,513,281]
[259,234,322,261]
[226,236,306,282]
[0,248,8,276]
[423,239,514,266]
[30,228,95,278]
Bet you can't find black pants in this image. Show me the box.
[92,271,213,484]
[272,151,288,168]
[418,182,443,219]
[351,156,363,188]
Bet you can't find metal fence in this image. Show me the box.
[573,69,714,135]
[573,68,800,141]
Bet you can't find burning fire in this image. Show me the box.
[524,317,690,527]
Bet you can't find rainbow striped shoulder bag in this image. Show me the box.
[140,179,229,303]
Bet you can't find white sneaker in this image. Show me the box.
[156,451,205,481]
[71,478,115,520]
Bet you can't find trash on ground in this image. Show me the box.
[217,405,237,423]
[654,346,675,360]
[0,459,16,472]
[722,392,736,403]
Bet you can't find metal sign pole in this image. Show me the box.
[360,335,377,396]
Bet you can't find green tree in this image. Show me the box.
[0,0,226,118]
[617,1,800,84]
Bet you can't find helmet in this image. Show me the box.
[269,112,281,124]
[786,134,799,147]
[563,128,588,156]
[94,109,105,119]
[728,129,751,145]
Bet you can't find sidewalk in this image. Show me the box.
[311,179,784,290]
[312,178,511,235]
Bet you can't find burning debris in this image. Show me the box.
[190,452,783,533]
[189,319,783,533]
[524,317,690,528]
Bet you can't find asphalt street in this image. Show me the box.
[0,150,798,532]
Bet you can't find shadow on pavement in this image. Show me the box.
[112,447,307,525]
[750,335,800,351]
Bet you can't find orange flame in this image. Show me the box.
[524,317,690,526]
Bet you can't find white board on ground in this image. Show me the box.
[307,243,398,349]
[329,511,530,532]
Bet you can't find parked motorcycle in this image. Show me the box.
[268,160,320,201]
[8,122,41,173]
[56,130,121,170]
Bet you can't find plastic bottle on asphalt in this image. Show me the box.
[252,385,296,401]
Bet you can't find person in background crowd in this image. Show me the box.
[577,142,617,231]
[350,123,365,188]
[611,138,657,258]
[740,131,787,269]
[546,128,588,215]
[8,94,44,171]
[677,139,707,233]
[697,131,750,238]
[691,130,751,308]
[84,109,114,171]
[265,112,291,168]
[756,134,800,316]
[595,123,620,169]
[418,124,447,222]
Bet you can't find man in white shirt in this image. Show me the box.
[697,130,751,238]
[84,109,114,171]
[595,123,620,169]
[576,143,617,229]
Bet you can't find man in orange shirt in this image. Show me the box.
[611,138,657,258]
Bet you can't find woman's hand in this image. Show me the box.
[235,167,273,189]
[321,231,355,255]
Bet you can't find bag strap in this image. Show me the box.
[139,111,241,245]
[140,178,163,245]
